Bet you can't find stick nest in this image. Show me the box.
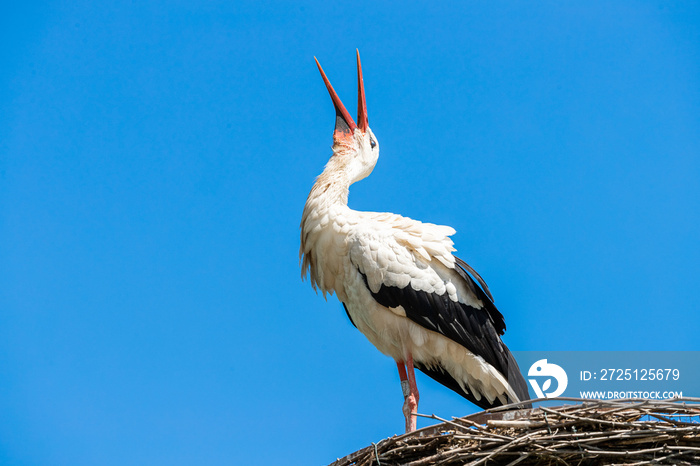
[330,397,700,466]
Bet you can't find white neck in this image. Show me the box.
[305,154,353,211]
[299,149,358,299]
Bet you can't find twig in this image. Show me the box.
[327,399,700,466]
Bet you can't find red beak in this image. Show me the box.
[356,50,368,132]
[315,50,368,138]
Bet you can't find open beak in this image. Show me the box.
[315,50,368,138]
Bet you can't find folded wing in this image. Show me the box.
[349,213,530,407]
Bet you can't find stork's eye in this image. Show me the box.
[370,137,376,149]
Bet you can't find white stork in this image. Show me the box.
[300,51,530,433]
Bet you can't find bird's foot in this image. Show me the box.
[402,393,418,433]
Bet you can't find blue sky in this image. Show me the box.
[2,1,699,464]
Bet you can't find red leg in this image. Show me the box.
[396,356,419,433]
[396,361,410,399]
[405,354,419,432]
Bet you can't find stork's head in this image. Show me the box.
[316,50,379,184]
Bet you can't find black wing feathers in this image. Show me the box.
[413,360,494,409]
[359,255,530,406]
[416,358,530,409]
[342,303,357,328]
[359,264,507,376]
[453,257,505,336]
[454,257,494,301]
[505,349,531,406]
[452,260,530,403]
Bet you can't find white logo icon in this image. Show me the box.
[528,359,568,398]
